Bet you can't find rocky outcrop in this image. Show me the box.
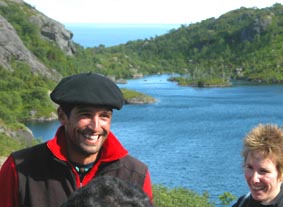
[0,123,34,145]
[0,123,35,166]
[125,96,156,104]
[0,0,76,80]
[240,14,273,42]
[10,0,76,56]
[29,11,76,56]
[0,15,61,80]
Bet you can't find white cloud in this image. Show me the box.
[24,0,283,24]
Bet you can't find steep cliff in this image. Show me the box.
[0,15,60,79]
[28,7,76,56]
[0,0,76,80]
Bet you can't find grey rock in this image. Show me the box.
[0,0,78,81]
[0,15,62,80]
[29,13,76,56]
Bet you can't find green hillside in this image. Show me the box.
[101,3,283,86]
[1,0,283,148]
[3,1,282,205]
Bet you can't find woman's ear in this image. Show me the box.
[57,107,67,125]
[278,172,283,181]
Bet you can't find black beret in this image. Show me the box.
[50,73,124,110]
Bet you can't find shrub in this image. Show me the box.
[153,184,214,207]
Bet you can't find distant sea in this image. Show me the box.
[65,23,181,47]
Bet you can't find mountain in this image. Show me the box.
[1,0,283,152]
[2,1,283,85]
[105,3,283,85]
[0,0,83,150]
[0,0,76,80]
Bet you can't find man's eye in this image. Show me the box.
[80,113,91,117]
[100,114,110,118]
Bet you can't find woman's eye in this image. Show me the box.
[259,169,269,174]
[245,165,253,170]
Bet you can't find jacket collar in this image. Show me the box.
[47,125,128,163]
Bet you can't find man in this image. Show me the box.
[0,72,152,207]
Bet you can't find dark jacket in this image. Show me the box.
[0,126,152,207]
[232,185,283,207]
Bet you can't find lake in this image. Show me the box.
[26,74,283,205]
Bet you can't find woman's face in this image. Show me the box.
[245,151,282,204]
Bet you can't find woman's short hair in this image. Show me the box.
[242,124,283,177]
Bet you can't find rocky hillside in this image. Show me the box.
[0,0,75,80]
[0,0,157,154]
[1,0,283,158]
[0,0,79,153]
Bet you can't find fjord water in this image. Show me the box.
[27,74,283,204]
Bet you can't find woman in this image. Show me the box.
[232,124,283,207]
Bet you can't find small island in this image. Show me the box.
[121,88,156,104]
[168,76,231,88]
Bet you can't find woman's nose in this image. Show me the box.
[250,171,260,183]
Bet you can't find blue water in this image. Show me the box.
[26,74,283,205]
[65,24,180,47]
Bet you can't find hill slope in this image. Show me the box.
[104,3,283,85]
[1,0,283,149]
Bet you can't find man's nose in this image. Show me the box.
[88,116,100,130]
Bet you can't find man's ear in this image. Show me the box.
[57,107,67,125]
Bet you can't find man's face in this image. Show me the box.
[59,105,112,159]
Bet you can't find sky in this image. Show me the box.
[23,0,283,25]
